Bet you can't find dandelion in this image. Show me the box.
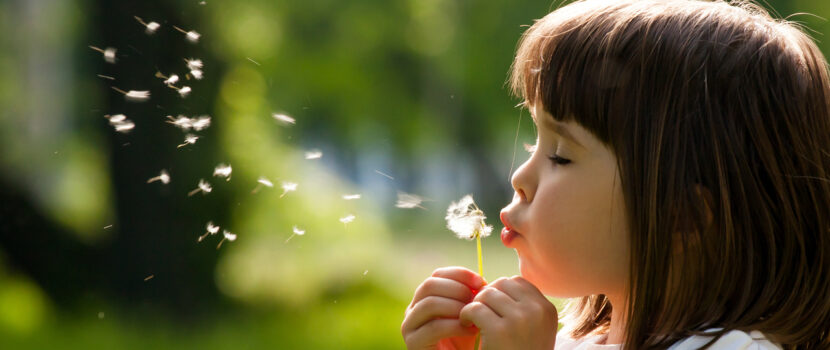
[216,229,237,249]
[304,150,322,160]
[89,45,117,63]
[173,25,201,43]
[111,87,150,102]
[213,164,232,181]
[184,58,203,70]
[188,179,212,196]
[339,214,355,227]
[198,221,220,242]
[272,113,295,125]
[146,169,170,184]
[396,192,425,209]
[285,225,305,243]
[342,194,361,200]
[177,134,199,148]
[280,181,297,198]
[251,176,274,193]
[446,194,491,350]
[189,69,203,80]
[134,16,160,34]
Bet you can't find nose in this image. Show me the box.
[510,158,537,203]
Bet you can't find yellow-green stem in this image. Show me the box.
[474,232,483,349]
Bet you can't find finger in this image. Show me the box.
[402,296,466,334]
[459,301,501,328]
[487,276,530,302]
[403,318,477,348]
[410,277,474,309]
[431,266,486,291]
[474,286,519,318]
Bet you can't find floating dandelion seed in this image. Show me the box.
[216,230,237,249]
[280,182,297,198]
[339,214,355,226]
[188,179,212,196]
[144,275,154,281]
[184,58,203,70]
[190,69,203,80]
[111,87,150,102]
[89,46,117,63]
[342,194,361,200]
[304,150,323,160]
[246,57,261,66]
[523,143,537,153]
[396,192,426,209]
[213,164,232,181]
[170,85,192,98]
[105,114,135,133]
[272,113,296,125]
[147,169,170,184]
[166,115,192,130]
[285,225,306,243]
[177,134,199,148]
[173,25,201,43]
[198,221,221,242]
[374,169,394,180]
[251,176,274,193]
[158,72,179,85]
[191,116,211,131]
[97,74,115,80]
[134,16,160,34]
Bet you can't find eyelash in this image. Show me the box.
[548,154,572,165]
[524,143,571,165]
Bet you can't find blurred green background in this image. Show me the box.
[0,0,826,348]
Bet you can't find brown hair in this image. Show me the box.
[509,0,830,348]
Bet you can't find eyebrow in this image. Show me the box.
[532,114,586,149]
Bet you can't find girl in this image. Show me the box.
[401,0,830,349]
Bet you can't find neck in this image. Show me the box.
[605,294,627,345]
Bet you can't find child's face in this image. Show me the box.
[500,104,630,299]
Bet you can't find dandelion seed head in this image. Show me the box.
[124,90,150,102]
[342,194,361,200]
[293,226,305,236]
[103,47,117,63]
[178,86,192,98]
[445,194,492,240]
[186,31,201,42]
[396,192,424,209]
[304,150,322,160]
[272,113,296,125]
[190,69,203,80]
[213,164,232,179]
[207,221,220,234]
[164,74,179,85]
[257,177,274,187]
[339,214,355,224]
[223,230,237,241]
[145,21,160,34]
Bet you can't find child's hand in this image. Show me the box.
[402,266,486,350]
[458,276,558,350]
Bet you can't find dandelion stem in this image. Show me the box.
[476,231,483,276]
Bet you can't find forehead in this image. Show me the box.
[530,104,586,149]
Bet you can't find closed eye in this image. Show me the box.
[548,154,571,165]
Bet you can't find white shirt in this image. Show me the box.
[555,329,782,349]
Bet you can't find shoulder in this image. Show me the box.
[556,332,621,350]
[668,329,782,350]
